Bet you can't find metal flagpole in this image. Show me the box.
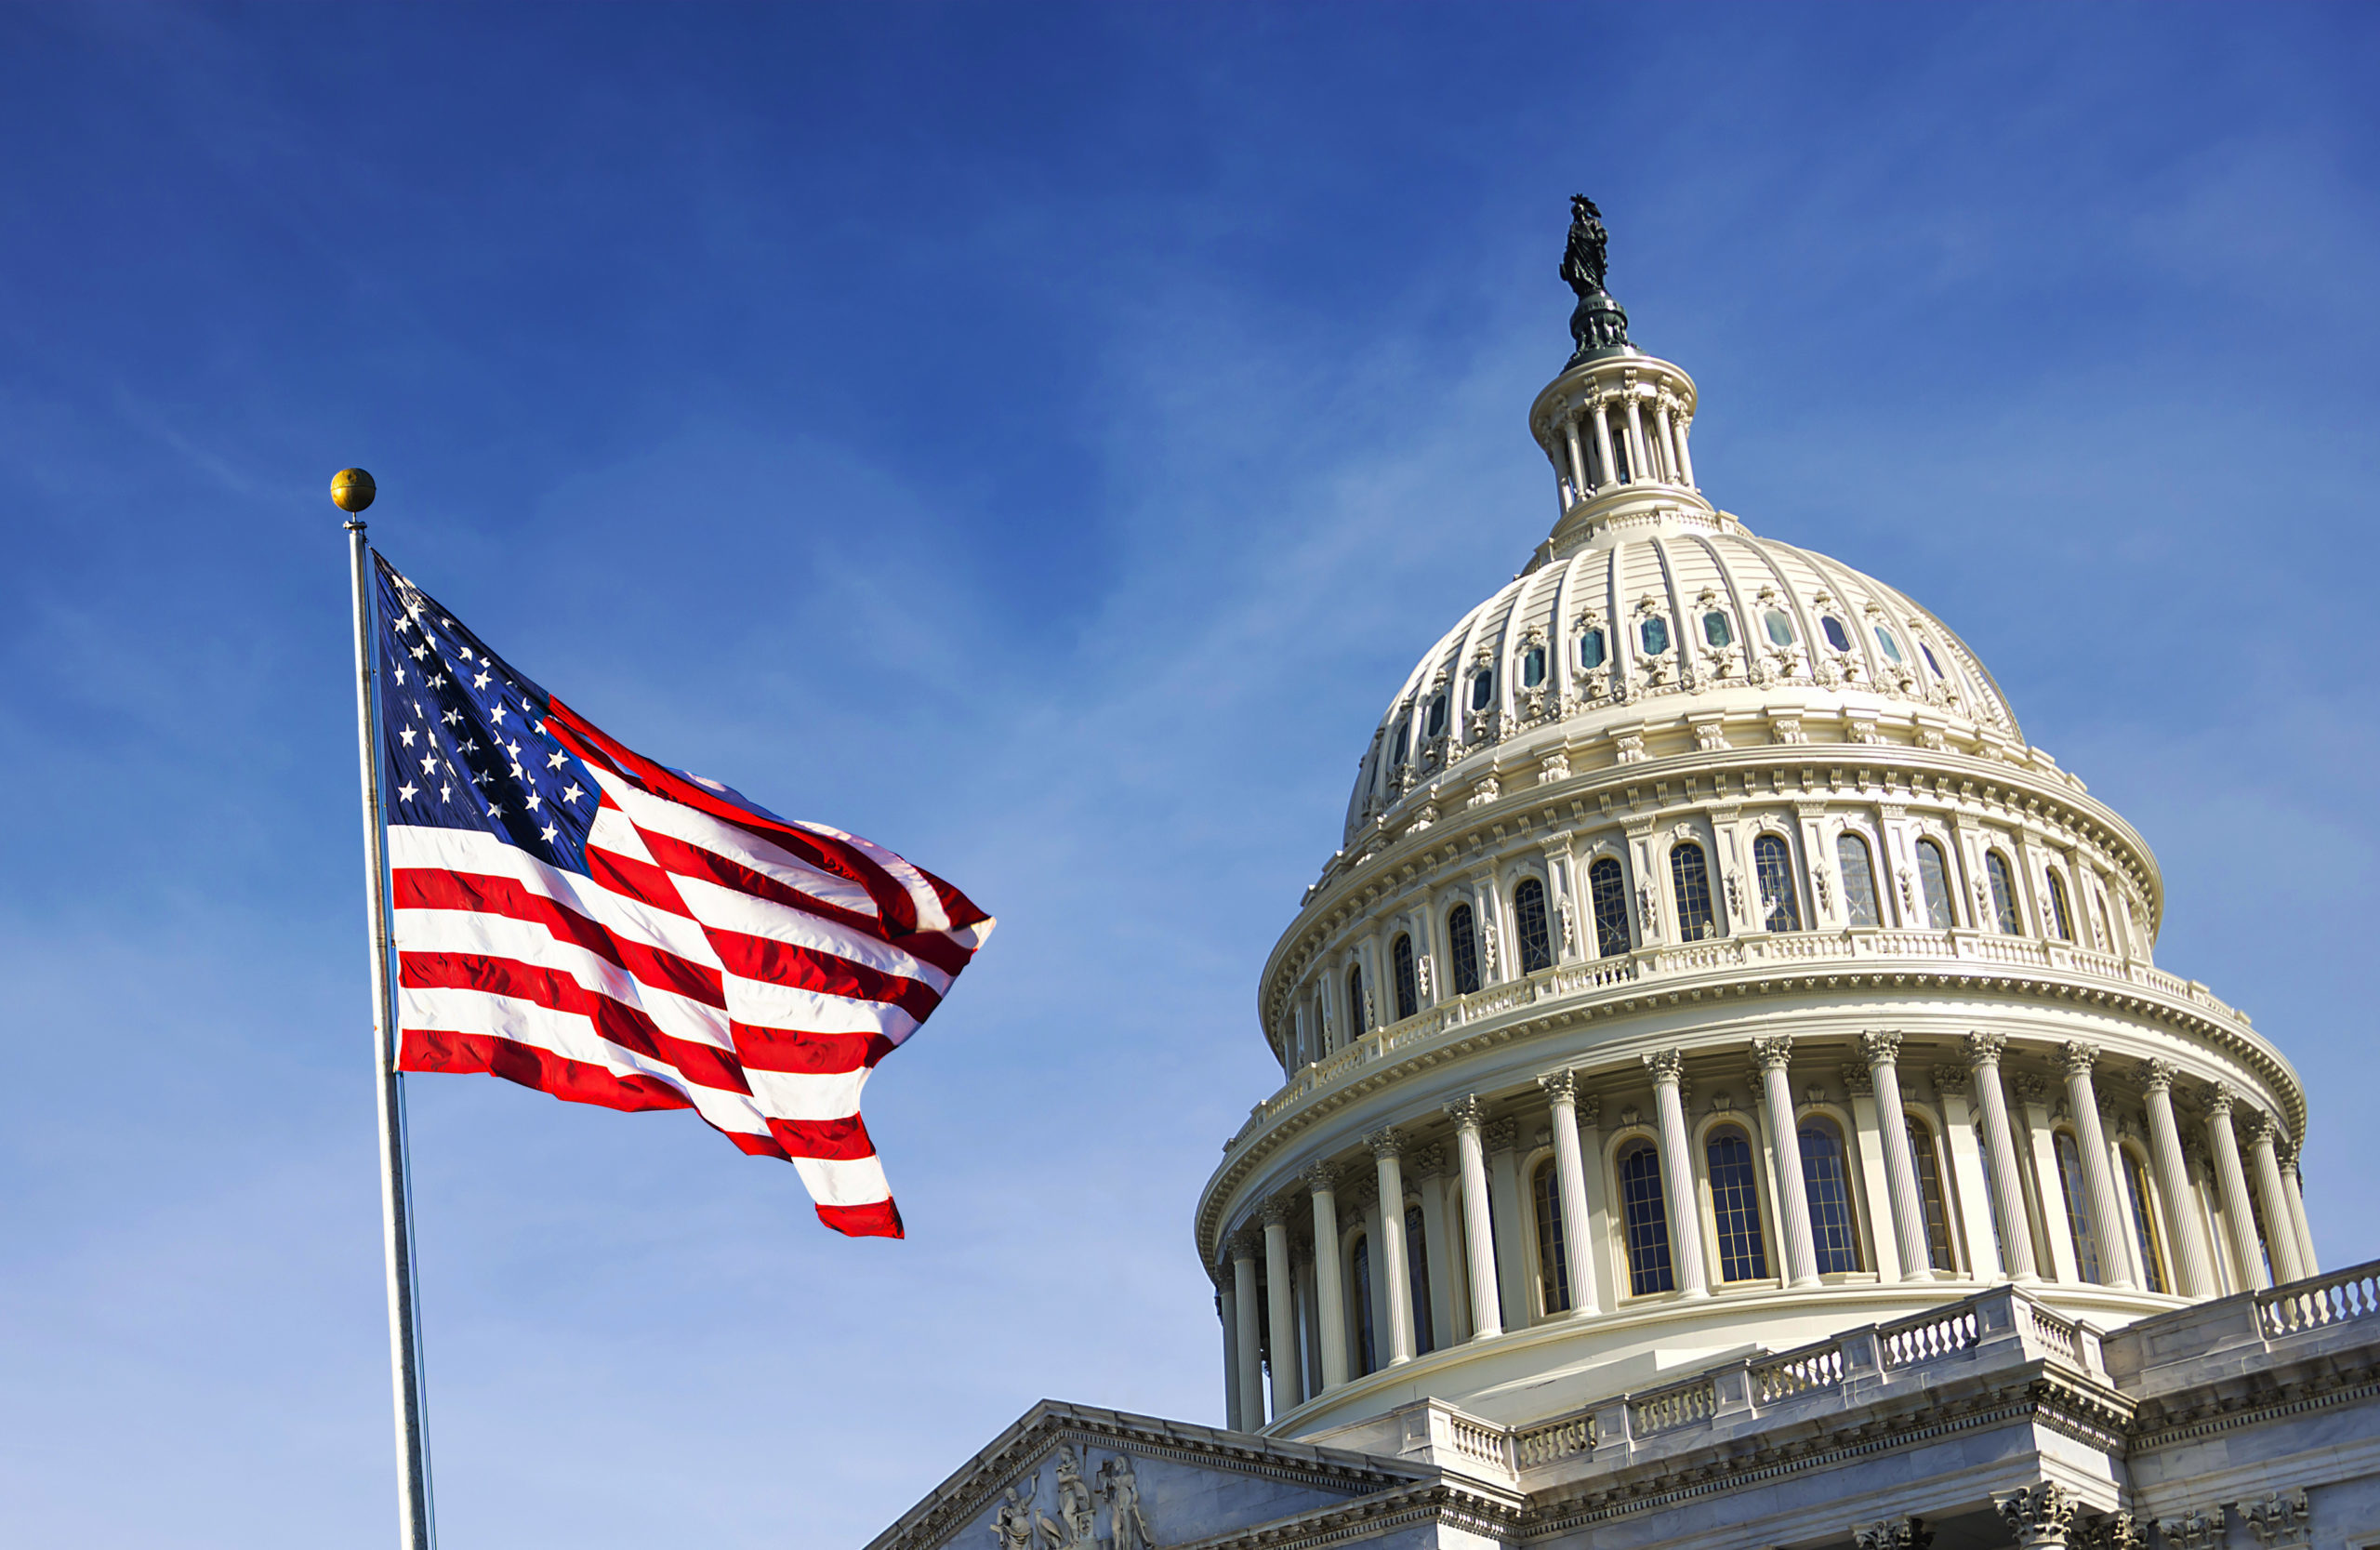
[337,468,438,1550]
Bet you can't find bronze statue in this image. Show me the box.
[1561,194,1609,298]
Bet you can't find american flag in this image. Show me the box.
[370,552,991,1238]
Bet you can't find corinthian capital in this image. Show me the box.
[1859,1030,1903,1067]
[2245,1110,2281,1146]
[1643,1048,1686,1085]
[1965,1030,2009,1066]
[1299,1160,1339,1194]
[1993,1482,2077,1549]
[1750,1035,1794,1073]
[1931,1065,1971,1097]
[1537,1068,1580,1104]
[2060,1040,2101,1077]
[1258,1198,1294,1228]
[1366,1125,1405,1160]
[2203,1082,2237,1118]
[1445,1094,1487,1132]
[2138,1058,2179,1095]
[1855,1517,1936,1550]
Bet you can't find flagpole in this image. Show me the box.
[337,468,438,1550]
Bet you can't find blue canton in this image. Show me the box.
[373,554,597,875]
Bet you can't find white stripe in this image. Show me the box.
[600,774,881,921]
[792,1153,892,1207]
[387,825,721,970]
[740,1063,871,1122]
[398,986,774,1140]
[394,907,734,1052]
[587,799,661,866]
[673,872,954,990]
[721,974,921,1041]
[792,815,953,933]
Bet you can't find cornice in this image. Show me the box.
[1165,1478,1524,1550]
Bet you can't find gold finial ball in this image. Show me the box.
[331,467,377,514]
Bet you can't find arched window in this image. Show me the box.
[1837,833,1882,927]
[1521,644,1546,688]
[1448,904,1481,995]
[1670,841,1716,941]
[1579,629,1606,670]
[1705,1127,1770,1281]
[2054,1131,2104,1283]
[1350,1234,1377,1375]
[1753,833,1802,933]
[1907,1118,1955,1271]
[1639,616,1671,656]
[1986,853,2023,934]
[1617,1142,1673,1295]
[1406,1205,1435,1355]
[1391,934,1418,1021]
[1799,1119,1863,1274]
[1346,965,1367,1039]
[1915,839,1956,928]
[1702,611,1733,648]
[1514,878,1553,974]
[2124,1150,2169,1294]
[2045,868,2075,943]
[1532,1159,1571,1314]
[1589,856,1632,957]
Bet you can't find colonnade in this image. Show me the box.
[1551,388,1696,509]
[1214,1033,2317,1433]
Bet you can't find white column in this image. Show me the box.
[1217,1274,1240,1429]
[1563,416,1588,502]
[1644,1050,1710,1298]
[2246,1115,2307,1284]
[2205,1087,2270,1292]
[1368,1129,1417,1364]
[1752,1037,1819,1287]
[1486,1118,1529,1325]
[1413,1148,1455,1349]
[1933,1065,1993,1278]
[1295,1252,1320,1398]
[1230,1235,1265,1430]
[1967,1035,2038,1279]
[1302,1162,1349,1392]
[2059,1043,2136,1289]
[1589,401,1619,490]
[2281,1151,2319,1277]
[1574,1095,1614,1313]
[2014,1074,2076,1282]
[1864,1031,1937,1278]
[1655,402,1683,486]
[2140,1061,2215,1297]
[1674,414,1697,487]
[1539,1069,1599,1316]
[1446,1096,1503,1338]
[1623,397,1653,485]
[1262,1204,1300,1417]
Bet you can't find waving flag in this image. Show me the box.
[368,552,991,1238]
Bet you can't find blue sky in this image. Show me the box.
[4,4,2377,1545]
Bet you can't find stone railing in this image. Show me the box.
[1752,1342,1844,1402]
[1627,1374,1716,1437]
[1446,1411,1515,1474]
[1238,928,2254,1149]
[1513,1412,1594,1468]
[1881,1303,1980,1368]
[2258,1263,2380,1339]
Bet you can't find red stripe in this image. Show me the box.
[399,950,753,1096]
[762,1112,878,1162]
[815,1199,904,1239]
[646,827,975,981]
[587,842,694,919]
[706,926,942,1021]
[393,866,725,1009]
[398,1027,793,1160]
[729,1024,894,1076]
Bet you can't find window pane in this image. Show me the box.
[1424,695,1448,738]
[1406,1206,1435,1354]
[1533,1160,1571,1313]
[1987,854,2023,934]
[1619,1144,1674,1294]
[1448,905,1481,995]
[2046,871,2075,942]
[1915,840,1955,928]
[1921,643,1944,677]
[1754,834,1802,932]
[1579,629,1606,670]
[1352,1236,1377,1375]
[1837,834,1881,927]
[1347,966,1366,1038]
[1589,857,1632,957]
[1820,616,1852,652]
[1703,611,1733,648]
[1640,616,1670,656]
[1390,717,1409,767]
[1908,1119,1954,1270]
[1706,1129,1770,1281]
[1976,1128,2006,1275]
[1470,671,1494,711]
[1670,842,1715,941]
[2055,1131,2104,1283]
[2126,1153,2168,1294]
[1874,626,1904,663]
[1764,609,1795,647]
[1522,646,1546,688]
[1393,934,1419,1021]
[1800,1121,1862,1274]
[1514,879,1553,974]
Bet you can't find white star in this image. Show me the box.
[489,702,508,724]
[505,738,522,759]
[393,667,406,685]
[419,752,439,775]
[540,823,559,842]
[472,670,491,690]
[523,791,542,812]
[443,709,462,727]
[409,643,429,662]
[485,801,504,817]
[469,767,487,787]
[457,645,475,662]
[428,673,446,689]
[440,782,453,801]
[412,702,424,718]
[509,761,525,779]
[546,750,566,770]
[397,782,418,801]
[460,736,480,754]
[399,727,417,747]
[562,782,584,805]
[393,616,412,634]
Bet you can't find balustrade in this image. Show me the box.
[1752,1343,1844,1402]
[2258,1262,2380,1338]
[1628,1376,1715,1436]
[1514,1414,1594,1467]
[1880,1305,1979,1367]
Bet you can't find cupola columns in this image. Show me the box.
[1644,1052,1711,1299]
[1446,1097,1504,1338]
[2059,1043,2137,1291]
[2281,1156,2320,1276]
[1302,1163,1351,1393]
[1368,1130,1418,1365]
[1966,1035,2039,1281]
[1261,1203,1301,1417]
[1753,1038,1823,1288]
[2247,1116,2309,1285]
[1230,1239,1266,1429]
[1538,1072,1601,1317]
[2140,1061,2216,1297]
[2203,1088,2271,1292]
[1864,1033,1937,1282]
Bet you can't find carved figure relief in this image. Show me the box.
[2159,1506,2228,1550]
[989,1450,1157,1550]
[2236,1490,2310,1550]
[1098,1455,1153,1550]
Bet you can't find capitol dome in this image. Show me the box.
[1194,210,2316,1455]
